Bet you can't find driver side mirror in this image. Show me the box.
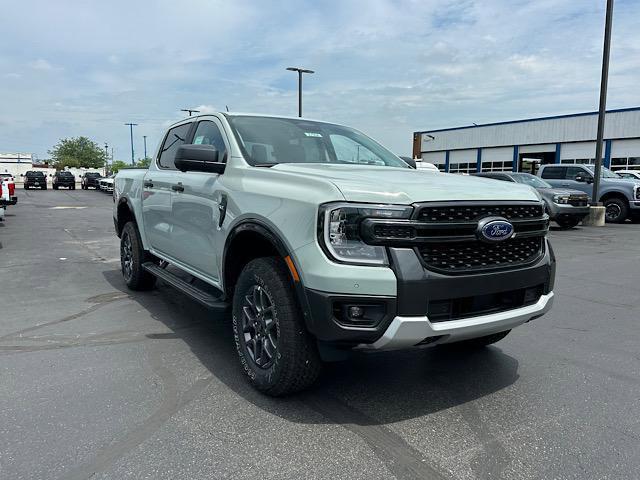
[399,156,417,169]
[175,144,225,174]
[575,173,593,184]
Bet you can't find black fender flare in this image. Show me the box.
[222,219,313,325]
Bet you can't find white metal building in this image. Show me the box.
[413,107,640,174]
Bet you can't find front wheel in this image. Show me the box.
[120,221,156,290]
[604,198,628,223]
[232,257,321,396]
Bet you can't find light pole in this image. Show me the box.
[143,135,148,159]
[286,67,314,117]
[124,123,138,165]
[104,143,109,175]
[592,0,614,208]
[181,108,200,117]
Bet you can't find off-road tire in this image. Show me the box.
[53,184,58,190]
[232,257,322,396]
[120,221,156,291]
[447,330,511,349]
[42,185,47,190]
[603,198,628,223]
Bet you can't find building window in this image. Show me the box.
[610,157,640,171]
[449,162,476,174]
[560,158,593,165]
[481,161,513,172]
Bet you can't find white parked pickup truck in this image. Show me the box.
[114,113,555,395]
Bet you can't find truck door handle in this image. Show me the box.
[143,180,154,188]
[561,183,570,187]
[171,183,184,192]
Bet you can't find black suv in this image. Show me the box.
[24,171,47,190]
[81,172,102,189]
[53,171,76,190]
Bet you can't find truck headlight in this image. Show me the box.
[634,185,640,200]
[553,194,570,204]
[318,202,413,265]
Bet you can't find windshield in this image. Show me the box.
[226,115,409,168]
[584,166,620,178]
[512,173,552,188]
[27,172,44,177]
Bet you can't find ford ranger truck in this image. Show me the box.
[114,113,555,396]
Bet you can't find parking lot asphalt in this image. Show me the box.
[1,189,639,480]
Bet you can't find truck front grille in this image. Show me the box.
[568,195,589,207]
[361,202,548,275]
[417,237,544,274]
[417,203,544,222]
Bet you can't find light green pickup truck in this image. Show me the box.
[114,113,555,396]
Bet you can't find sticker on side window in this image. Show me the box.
[304,132,322,137]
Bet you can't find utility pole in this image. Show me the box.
[286,67,314,117]
[124,123,138,165]
[143,135,148,159]
[104,143,109,175]
[181,109,200,117]
[592,0,614,209]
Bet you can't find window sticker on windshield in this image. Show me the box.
[193,135,204,145]
[304,132,322,137]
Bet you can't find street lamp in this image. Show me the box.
[104,143,109,175]
[124,123,138,165]
[143,135,148,159]
[286,67,314,117]
[592,0,614,210]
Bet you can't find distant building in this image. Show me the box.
[0,153,34,177]
[413,107,640,174]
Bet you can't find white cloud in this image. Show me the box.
[28,58,55,71]
[0,0,638,158]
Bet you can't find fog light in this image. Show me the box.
[333,302,387,327]
[348,306,364,319]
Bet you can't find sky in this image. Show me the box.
[0,0,638,161]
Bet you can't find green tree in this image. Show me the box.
[110,160,130,174]
[136,157,152,168]
[48,137,106,169]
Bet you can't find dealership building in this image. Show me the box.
[413,107,640,174]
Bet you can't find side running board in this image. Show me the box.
[142,262,229,310]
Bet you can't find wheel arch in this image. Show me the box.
[598,190,629,204]
[116,197,136,238]
[222,220,302,300]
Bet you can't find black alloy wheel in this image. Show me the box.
[241,284,279,369]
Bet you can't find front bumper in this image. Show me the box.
[0,197,17,206]
[301,240,556,346]
[630,200,640,211]
[358,292,553,350]
[547,203,590,220]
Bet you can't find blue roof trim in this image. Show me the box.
[414,106,640,135]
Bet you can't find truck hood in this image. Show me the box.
[270,164,540,203]
[537,187,588,196]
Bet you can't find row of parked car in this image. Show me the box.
[471,164,640,226]
[20,171,115,192]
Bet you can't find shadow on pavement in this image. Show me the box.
[103,268,520,426]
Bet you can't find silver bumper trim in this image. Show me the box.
[358,292,554,351]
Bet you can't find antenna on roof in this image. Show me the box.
[225,105,229,112]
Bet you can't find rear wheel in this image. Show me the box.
[53,184,58,190]
[556,217,581,229]
[603,198,628,223]
[232,257,321,396]
[24,185,29,190]
[120,221,156,291]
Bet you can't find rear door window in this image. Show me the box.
[158,123,192,169]
[540,167,566,179]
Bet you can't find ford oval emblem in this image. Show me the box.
[478,218,515,242]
